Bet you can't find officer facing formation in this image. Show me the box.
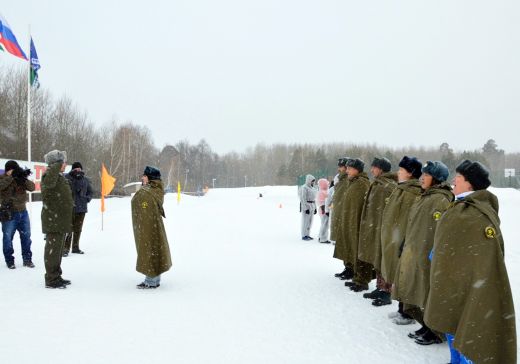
[131,166,172,289]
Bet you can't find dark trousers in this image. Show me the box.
[2,210,32,264]
[64,213,86,252]
[353,260,373,285]
[44,233,65,285]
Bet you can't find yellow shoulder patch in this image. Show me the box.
[485,226,496,239]
[141,201,148,209]
[433,211,442,221]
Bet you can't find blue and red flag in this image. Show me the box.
[0,13,27,60]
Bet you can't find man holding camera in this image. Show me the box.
[0,160,36,269]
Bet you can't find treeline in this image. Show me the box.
[1,67,519,194]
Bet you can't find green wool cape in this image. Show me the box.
[131,180,172,277]
[333,172,370,266]
[424,190,516,364]
[392,183,453,307]
[330,172,349,244]
[380,179,422,284]
[357,172,397,271]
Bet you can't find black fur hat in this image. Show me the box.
[346,158,365,172]
[4,160,19,173]
[371,157,391,173]
[398,156,422,179]
[421,161,449,182]
[71,162,83,170]
[337,157,350,167]
[455,160,491,190]
[143,166,161,180]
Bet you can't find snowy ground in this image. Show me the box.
[0,186,518,364]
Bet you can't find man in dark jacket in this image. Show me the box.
[63,162,93,256]
[0,160,36,269]
[41,150,73,289]
[131,166,172,289]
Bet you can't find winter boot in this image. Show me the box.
[408,326,429,339]
[45,281,67,289]
[72,249,84,254]
[136,282,160,289]
[7,262,15,269]
[334,269,348,277]
[344,281,356,287]
[339,268,354,280]
[363,288,383,299]
[60,278,72,286]
[392,314,415,325]
[372,291,392,306]
[414,330,442,345]
[23,261,35,268]
[350,283,369,292]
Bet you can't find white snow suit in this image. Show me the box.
[300,174,316,238]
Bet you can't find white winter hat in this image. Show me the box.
[44,150,67,165]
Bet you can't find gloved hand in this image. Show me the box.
[305,209,310,214]
[326,212,329,217]
[313,209,317,215]
[320,205,325,214]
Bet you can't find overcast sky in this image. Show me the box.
[2,0,519,153]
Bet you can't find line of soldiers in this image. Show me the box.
[330,156,516,364]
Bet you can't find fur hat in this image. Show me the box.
[44,150,67,165]
[4,160,19,173]
[346,158,365,172]
[371,157,391,173]
[398,156,422,179]
[71,162,83,170]
[337,157,350,167]
[143,166,161,180]
[455,160,491,190]
[421,161,449,182]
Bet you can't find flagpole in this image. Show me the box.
[27,25,32,215]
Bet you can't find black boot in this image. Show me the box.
[414,330,442,345]
[334,268,348,277]
[363,288,382,299]
[408,326,429,339]
[372,291,392,306]
[350,283,369,292]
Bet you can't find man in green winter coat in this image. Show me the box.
[41,150,73,289]
[131,166,172,289]
[357,157,397,300]
[332,157,352,280]
[377,156,422,322]
[392,161,453,346]
[424,160,516,364]
[338,158,370,292]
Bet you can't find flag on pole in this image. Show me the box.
[30,37,40,88]
[177,181,181,203]
[101,163,116,213]
[0,14,27,60]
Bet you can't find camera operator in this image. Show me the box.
[0,160,36,269]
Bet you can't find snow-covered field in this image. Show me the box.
[1,186,518,364]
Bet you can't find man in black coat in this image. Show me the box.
[63,162,93,256]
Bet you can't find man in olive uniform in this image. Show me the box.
[424,160,516,364]
[357,157,397,300]
[0,160,36,268]
[332,158,352,280]
[377,156,422,323]
[131,166,172,289]
[337,158,370,292]
[41,150,73,289]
